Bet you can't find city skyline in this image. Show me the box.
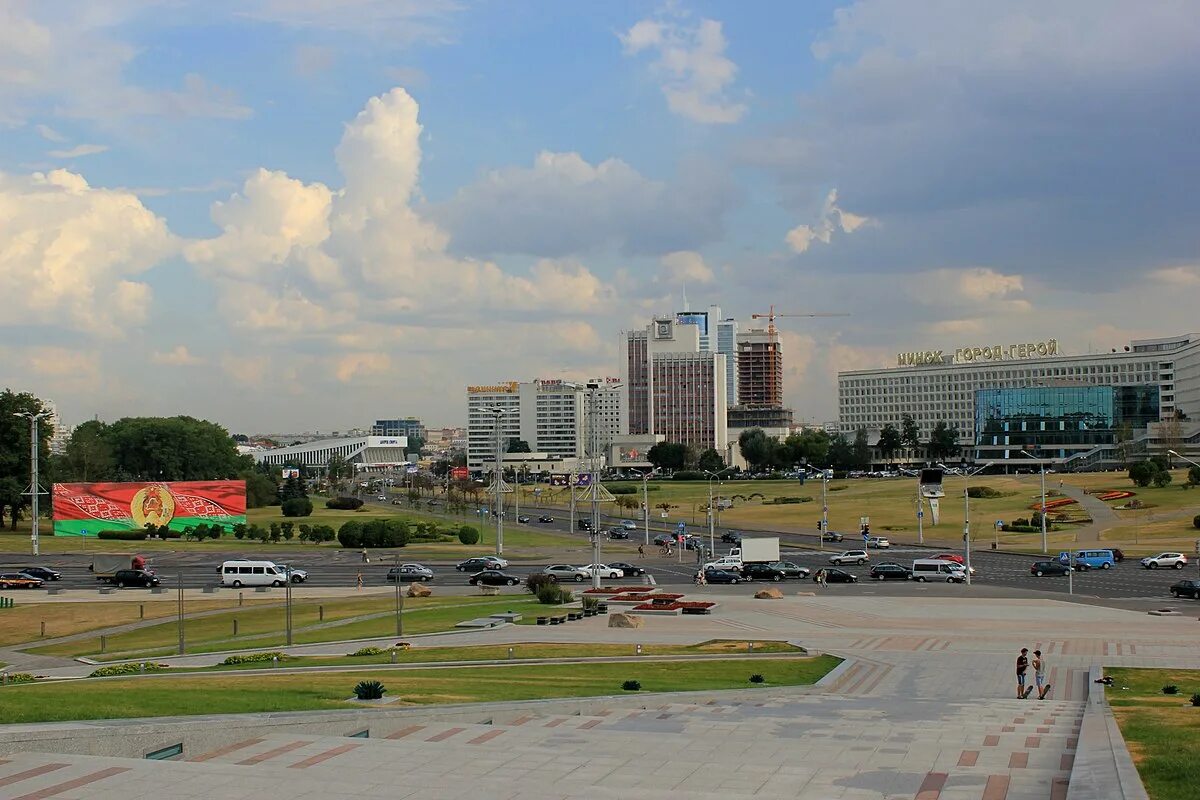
[3,2,1198,434]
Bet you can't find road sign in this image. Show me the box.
[676,522,687,533]
[823,469,834,480]
[916,511,923,519]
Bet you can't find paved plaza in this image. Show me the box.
[2,590,1195,799]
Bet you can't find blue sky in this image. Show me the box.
[2,1,1198,433]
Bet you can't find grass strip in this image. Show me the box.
[1105,667,1200,800]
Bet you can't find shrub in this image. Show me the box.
[326,496,364,510]
[298,524,312,541]
[1129,461,1157,488]
[1,673,36,684]
[607,485,638,494]
[89,662,168,677]
[1152,470,1173,488]
[269,522,281,542]
[749,674,765,684]
[1194,515,1200,530]
[280,522,295,541]
[671,470,704,481]
[458,525,481,545]
[353,680,386,700]
[622,680,641,691]
[349,647,387,657]
[98,529,147,541]
[524,573,556,594]
[1191,693,1200,707]
[1163,684,1179,695]
[232,523,247,540]
[536,584,574,605]
[967,486,1005,499]
[768,496,813,505]
[281,497,313,517]
[220,652,287,666]
[338,520,363,548]
[312,525,336,543]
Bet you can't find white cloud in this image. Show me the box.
[1151,265,1200,287]
[48,143,108,159]
[936,267,1024,303]
[0,169,176,337]
[658,251,714,285]
[35,124,66,142]
[785,189,873,253]
[620,13,746,124]
[151,346,203,366]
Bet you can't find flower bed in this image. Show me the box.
[1029,497,1077,511]
[1099,491,1135,502]
[630,602,682,616]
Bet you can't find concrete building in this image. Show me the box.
[736,327,784,409]
[620,317,728,452]
[466,379,622,472]
[675,304,738,407]
[252,435,410,469]
[369,417,426,442]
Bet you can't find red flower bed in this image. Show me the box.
[1029,497,1077,511]
[1099,491,1135,501]
[608,593,657,602]
[633,602,683,611]
[582,588,619,595]
[678,601,715,609]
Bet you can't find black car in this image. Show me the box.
[468,570,521,587]
[770,561,811,579]
[19,566,61,581]
[387,565,434,582]
[112,569,160,588]
[822,531,845,543]
[653,533,675,547]
[577,518,593,530]
[721,531,742,544]
[815,568,857,584]
[537,515,554,523]
[869,563,911,581]
[456,557,503,572]
[704,568,743,584]
[1030,560,1070,577]
[1169,579,1200,599]
[741,563,786,582]
[607,529,630,540]
[516,515,531,523]
[608,561,644,577]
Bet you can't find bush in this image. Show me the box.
[607,485,638,494]
[458,525,480,545]
[89,662,168,677]
[353,680,386,700]
[312,524,336,543]
[281,522,295,541]
[349,647,387,657]
[281,497,313,517]
[326,496,364,510]
[338,520,364,548]
[1163,684,1179,695]
[233,523,247,540]
[768,496,813,505]
[622,680,641,691]
[536,584,574,605]
[1194,515,1200,530]
[269,522,281,543]
[97,529,147,541]
[220,652,287,666]
[1,673,36,684]
[1191,693,1200,707]
[1129,461,1158,488]
[524,573,556,594]
[749,674,765,684]
[967,486,1005,499]
[1153,470,1173,488]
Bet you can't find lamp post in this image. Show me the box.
[1020,450,1048,554]
[939,462,992,586]
[484,406,508,556]
[586,382,603,589]
[633,468,656,548]
[14,411,50,557]
[704,467,734,557]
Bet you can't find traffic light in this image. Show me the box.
[861,523,870,537]
[816,520,823,531]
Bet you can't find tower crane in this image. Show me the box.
[749,305,849,335]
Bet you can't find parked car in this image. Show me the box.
[741,563,787,582]
[377,494,386,501]
[721,531,742,544]
[770,561,811,579]
[516,515,531,523]
[829,550,869,566]
[608,561,644,577]
[1169,579,1200,599]
[112,569,160,588]
[865,536,891,549]
[1030,560,1070,577]
[869,563,911,581]
[607,528,630,540]
[703,567,743,584]
[537,515,554,523]
[387,564,434,582]
[621,520,638,530]
[581,564,624,579]
[457,556,508,572]
[1141,552,1188,570]
[822,531,845,543]
[0,573,43,589]
[816,568,858,584]
[391,499,403,505]
[18,566,61,581]
[543,564,590,582]
[468,570,521,587]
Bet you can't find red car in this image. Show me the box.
[932,553,965,565]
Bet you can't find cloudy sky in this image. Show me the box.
[3,1,1198,434]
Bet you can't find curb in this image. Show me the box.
[1065,666,1149,800]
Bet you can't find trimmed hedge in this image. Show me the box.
[219,652,288,666]
[281,497,313,517]
[768,496,813,505]
[98,530,147,541]
[967,486,1006,499]
[89,663,169,677]
[349,647,387,657]
[326,496,364,510]
[457,525,480,545]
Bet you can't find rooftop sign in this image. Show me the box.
[897,339,1059,367]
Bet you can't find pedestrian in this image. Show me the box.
[356,572,363,591]
[1033,650,1051,699]
[1016,648,1031,699]
[637,544,645,559]
[360,548,368,564]
[816,569,827,589]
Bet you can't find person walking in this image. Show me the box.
[637,544,645,559]
[816,568,827,589]
[1033,650,1051,699]
[1016,648,1031,698]
[356,572,363,591]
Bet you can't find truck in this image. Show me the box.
[90,554,148,582]
[703,536,780,572]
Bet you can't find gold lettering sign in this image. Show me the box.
[897,339,1058,367]
[467,381,519,393]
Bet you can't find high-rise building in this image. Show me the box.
[736,327,784,408]
[715,317,738,407]
[369,417,426,442]
[620,317,728,452]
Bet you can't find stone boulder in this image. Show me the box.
[754,588,784,600]
[406,583,432,598]
[608,612,645,629]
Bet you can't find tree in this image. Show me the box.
[281,497,313,517]
[781,429,830,469]
[242,471,280,508]
[697,448,725,473]
[1128,461,1157,487]
[406,436,425,455]
[877,424,902,462]
[0,389,53,530]
[738,428,777,472]
[279,473,307,503]
[647,442,688,472]
[1188,466,1200,488]
[901,414,921,451]
[1152,469,1173,488]
[327,454,351,488]
[56,420,114,482]
[827,434,854,471]
[102,416,245,480]
[927,422,960,461]
[506,439,531,453]
[852,427,871,469]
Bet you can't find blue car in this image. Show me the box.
[1056,549,1115,570]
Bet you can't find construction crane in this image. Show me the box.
[750,305,850,335]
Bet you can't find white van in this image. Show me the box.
[219,560,289,588]
[911,559,966,583]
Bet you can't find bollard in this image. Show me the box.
[636,644,642,656]
[272,655,278,668]
[239,592,244,607]
[233,619,239,636]
[390,649,397,664]
[139,662,145,674]
[100,635,106,653]
[40,620,45,638]
[140,604,144,620]
[748,642,754,653]
[319,605,324,622]
[508,647,514,660]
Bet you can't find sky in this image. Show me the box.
[2,0,1198,434]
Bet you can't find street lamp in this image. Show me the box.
[1019,450,1049,554]
[13,411,51,557]
[938,461,993,586]
[632,468,657,548]
[704,467,734,557]
[483,406,508,556]
[807,468,832,551]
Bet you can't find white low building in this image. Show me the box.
[252,435,410,470]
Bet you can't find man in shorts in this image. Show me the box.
[1016,648,1031,698]
[1033,650,1051,699]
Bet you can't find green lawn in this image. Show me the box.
[0,599,275,647]
[1105,667,1200,800]
[0,655,841,724]
[27,596,544,661]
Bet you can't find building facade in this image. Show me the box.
[736,327,784,408]
[253,435,410,469]
[715,317,739,407]
[369,417,426,442]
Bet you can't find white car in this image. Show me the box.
[621,520,638,530]
[581,564,624,579]
[703,556,743,572]
[865,536,891,549]
[830,550,869,565]
[542,564,590,582]
[1141,552,1188,570]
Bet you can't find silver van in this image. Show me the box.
[911,559,966,583]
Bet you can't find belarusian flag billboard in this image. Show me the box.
[52,481,247,537]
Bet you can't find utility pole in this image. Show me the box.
[1021,450,1048,554]
[588,383,602,589]
[177,571,185,655]
[14,411,50,557]
[941,462,992,586]
[486,406,507,556]
[394,554,404,637]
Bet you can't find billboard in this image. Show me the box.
[675,311,708,336]
[52,481,247,537]
[281,467,300,479]
[449,466,470,481]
